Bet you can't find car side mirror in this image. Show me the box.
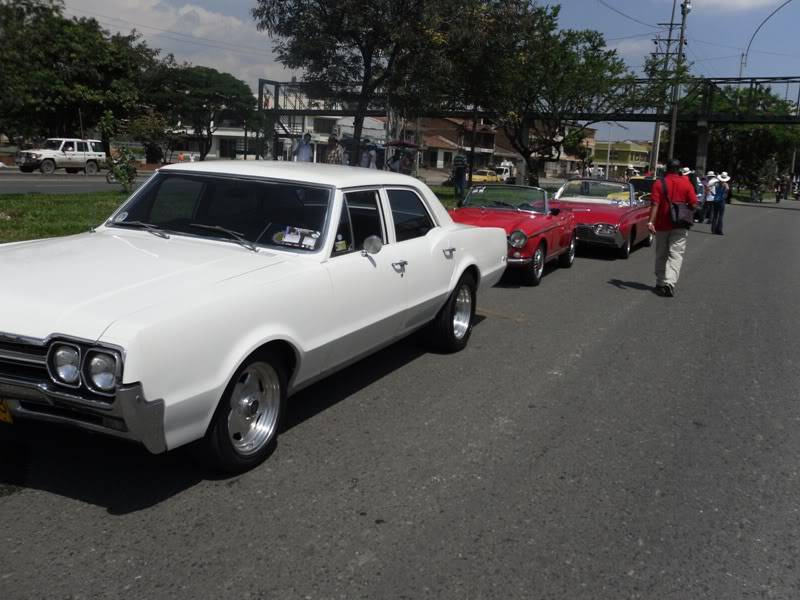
[361,235,383,256]
[549,207,560,216]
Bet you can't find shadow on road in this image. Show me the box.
[607,278,652,291]
[0,322,485,514]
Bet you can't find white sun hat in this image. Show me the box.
[717,171,731,182]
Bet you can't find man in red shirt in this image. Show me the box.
[647,158,698,297]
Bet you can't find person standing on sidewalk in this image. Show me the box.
[452,150,468,198]
[712,171,730,235]
[648,158,698,297]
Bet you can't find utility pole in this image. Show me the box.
[668,0,691,160]
[649,0,678,172]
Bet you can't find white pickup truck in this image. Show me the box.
[16,138,107,174]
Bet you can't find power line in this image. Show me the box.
[596,0,660,29]
[64,6,271,55]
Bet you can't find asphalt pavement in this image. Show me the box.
[2,201,800,599]
[0,170,152,195]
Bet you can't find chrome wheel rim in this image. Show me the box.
[568,236,576,262]
[534,247,544,278]
[227,362,281,456]
[452,284,472,340]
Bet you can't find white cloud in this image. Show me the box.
[690,0,780,10]
[62,0,295,93]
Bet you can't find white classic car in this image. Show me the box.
[0,162,506,471]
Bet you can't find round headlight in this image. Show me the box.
[87,352,118,392]
[52,345,81,384]
[593,223,617,236]
[508,230,528,248]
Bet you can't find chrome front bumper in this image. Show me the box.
[575,225,624,247]
[0,376,166,453]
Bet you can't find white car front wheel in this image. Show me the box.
[202,351,286,472]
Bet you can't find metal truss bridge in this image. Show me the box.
[258,76,800,128]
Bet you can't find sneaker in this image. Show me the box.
[664,284,675,297]
[653,285,668,297]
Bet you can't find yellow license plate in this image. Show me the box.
[0,399,13,424]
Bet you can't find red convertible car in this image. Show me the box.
[552,178,653,259]
[450,185,576,286]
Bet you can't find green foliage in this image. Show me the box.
[126,112,173,163]
[108,146,138,193]
[156,65,255,160]
[485,3,636,184]
[0,1,162,141]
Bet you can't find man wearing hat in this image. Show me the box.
[647,158,698,297]
[703,170,718,223]
[712,171,731,235]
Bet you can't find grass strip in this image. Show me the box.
[0,192,128,243]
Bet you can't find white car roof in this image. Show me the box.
[158,160,425,190]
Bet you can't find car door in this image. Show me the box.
[75,141,88,170]
[383,187,456,331]
[61,140,78,168]
[322,189,409,368]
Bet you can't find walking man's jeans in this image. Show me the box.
[454,171,466,198]
[655,228,689,287]
[711,200,725,234]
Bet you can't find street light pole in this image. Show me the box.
[667,0,690,160]
[739,0,794,79]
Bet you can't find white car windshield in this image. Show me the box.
[110,173,332,251]
[556,180,632,205]
[462,185,547,213]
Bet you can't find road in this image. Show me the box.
[2,201,799,599]
[0,171,151,195]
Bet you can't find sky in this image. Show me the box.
[62,0,800,141]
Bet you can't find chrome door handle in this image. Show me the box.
[392,260,408,276]
[443,247,457,258]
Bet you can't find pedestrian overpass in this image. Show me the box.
[256,76,800,173]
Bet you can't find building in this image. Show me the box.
[592,139,652,178]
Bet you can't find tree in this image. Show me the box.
[252,0,432,165]
[164,66,255,160]
[488,3,637,185]
[0,0,160,142]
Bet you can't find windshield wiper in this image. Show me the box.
[111,220,170,239]
[189,223,258,253]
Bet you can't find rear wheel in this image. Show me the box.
[428,271,477,353]
[558,233,576,268]
[105,171,116,184]
[201,351,286,473]
[521,242,545,286]
[84,161,99,175]
[40,159,55,175]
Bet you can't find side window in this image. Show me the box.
[387,189,435,242]
[90,141,104,153]
[76,142,87,152]
[337,190,384,254]
[62,141,75,152]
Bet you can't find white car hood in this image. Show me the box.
[0,229,290,341]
